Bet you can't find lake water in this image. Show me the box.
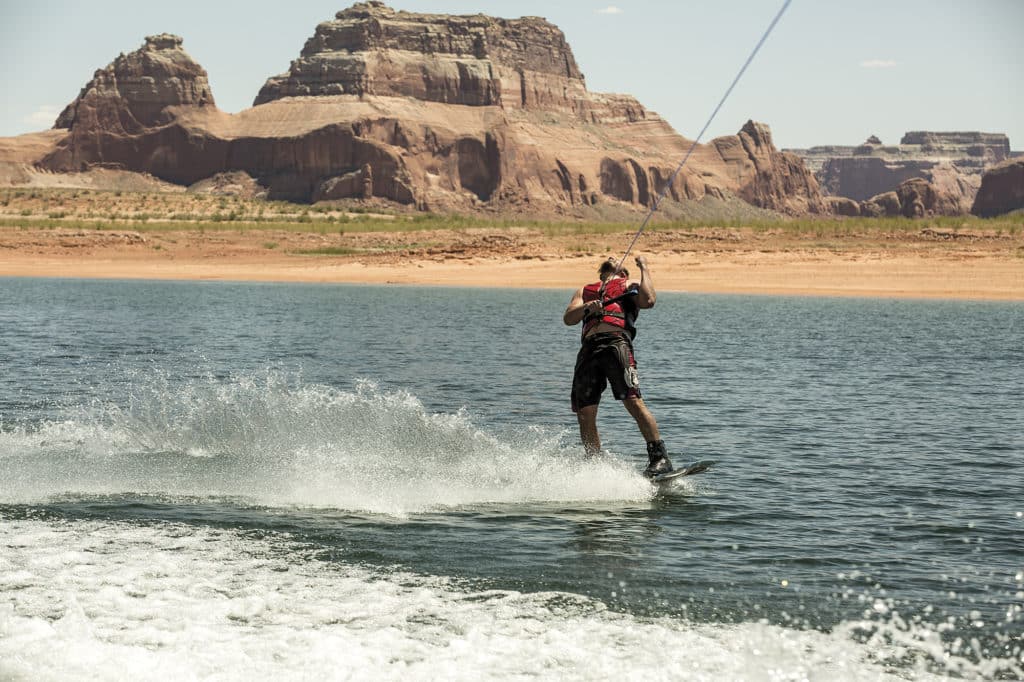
[1,278,1022,680]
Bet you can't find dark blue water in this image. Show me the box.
[1,278,1021,680]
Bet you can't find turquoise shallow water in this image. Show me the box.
[1,278,1022,680]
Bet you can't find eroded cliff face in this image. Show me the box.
[39,3,824,215]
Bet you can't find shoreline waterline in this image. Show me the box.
[1,252,1022,301]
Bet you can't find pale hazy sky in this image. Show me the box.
[2,0,1021,149]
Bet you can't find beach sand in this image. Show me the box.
[1,224,1021,300]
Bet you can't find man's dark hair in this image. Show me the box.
[599,258,629,280]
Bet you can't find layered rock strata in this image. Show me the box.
[38,3,824,214]
[900,131,1010,158]
[255,1,587,114]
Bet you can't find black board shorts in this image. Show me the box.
[571,332,642,412]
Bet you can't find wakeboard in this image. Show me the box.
[646,459,716,484]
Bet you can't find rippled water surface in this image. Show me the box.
[1,278,1022,680]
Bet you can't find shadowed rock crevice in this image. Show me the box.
[457,135,501,201]
[627,160,650,207]
[554,160,574,204]
[648,167,679,204]
[600,158,636,204]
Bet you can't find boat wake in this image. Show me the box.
[1,517,1016,682]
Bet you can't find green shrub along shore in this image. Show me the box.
[0,187,1021,239]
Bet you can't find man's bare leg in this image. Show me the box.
[576,405,602,455]
[623,398,660,443]
[624,397,672,473]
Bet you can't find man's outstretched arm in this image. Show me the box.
[634,256,656,309]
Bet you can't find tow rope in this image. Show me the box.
[605,0,793,283]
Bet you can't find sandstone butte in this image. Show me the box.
[0,2,828,217]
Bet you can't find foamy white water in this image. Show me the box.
[0,518,967,682]
[0,377,655,514]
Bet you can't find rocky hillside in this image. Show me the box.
[12,2,827,215]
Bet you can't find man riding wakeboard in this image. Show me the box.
[562,255,672,476]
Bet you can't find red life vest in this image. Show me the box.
[581,277,638,339]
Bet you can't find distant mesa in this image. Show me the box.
[253,1,585,112]
[786,131,1015,216]
[900,131,1011,152]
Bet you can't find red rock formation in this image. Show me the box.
[255,2,586,114]
[860,191,901,218]
[825,196,860,217]
[854,177,969,219]
[971,159,1024,217]
[37,3,824,215]
[920,168,979,215]
[56,34,215,134]
[712,121,825,215]
[895,179,935,218]
[45,34,216,174]
[187,171,266,198]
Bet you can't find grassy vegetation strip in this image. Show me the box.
[1,214,1021,239]
[1,186,1021,238]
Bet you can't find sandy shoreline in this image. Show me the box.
[2,228,1022,300]
[3,255,1024,300]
